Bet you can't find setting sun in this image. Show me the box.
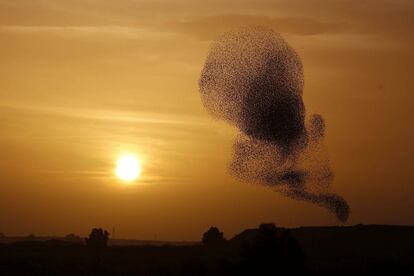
[115,155,141,182]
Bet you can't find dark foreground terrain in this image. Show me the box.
[1,224,414,275]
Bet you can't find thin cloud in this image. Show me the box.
[161,14,345,39]
[0,101,210,127]
[0,25,173,39]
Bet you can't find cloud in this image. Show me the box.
[0,101,209,127]
[160,14,344,40]
[0,25,171,39]
[1,0,413,45]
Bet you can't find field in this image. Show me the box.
[1,225,413,275]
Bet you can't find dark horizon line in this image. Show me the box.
[2,223,414,243]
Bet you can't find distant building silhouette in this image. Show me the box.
[65,233,83,244]
[24,234,36,241]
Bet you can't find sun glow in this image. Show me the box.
[115,155,141,182]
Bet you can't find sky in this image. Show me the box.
[0,0,413,241]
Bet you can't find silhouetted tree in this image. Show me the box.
[258,223,278,237]
[85,228,109,249]
[238,223,282,274]
[281,229,306,272]
[243,223,281,260]
[202,227,226,247]
[238,223,306,273]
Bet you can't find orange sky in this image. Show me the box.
[0,0,413,240]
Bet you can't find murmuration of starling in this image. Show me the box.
[199,26,349,222]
